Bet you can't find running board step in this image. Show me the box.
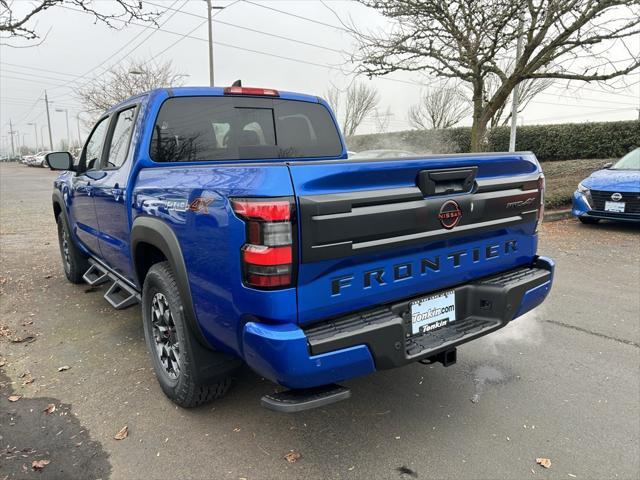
[261,384,351,413]
[82,263,109,286]
[104,280,140,310]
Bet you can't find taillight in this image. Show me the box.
[232,197,295,289]
[223,86,279,97]
[535,174,545,232]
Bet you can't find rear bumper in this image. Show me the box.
[242,256,554,389]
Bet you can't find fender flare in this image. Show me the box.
[52,189,68,223]
[130,216,212,349]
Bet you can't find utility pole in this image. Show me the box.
[44,90,54,150]
[509,15,525,152]
[205,0,225,87]
[8,119,16,158]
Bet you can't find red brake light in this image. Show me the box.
[242,245,292,266]
[232,197,295,289]
[231,199,290,221]
[223,86,279,97]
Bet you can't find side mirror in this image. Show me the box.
[602,162,613,169]
[47,152,74,171]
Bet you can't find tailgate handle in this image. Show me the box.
[418,167,478,196]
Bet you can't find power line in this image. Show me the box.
[62,0,187,93]
[526,107,636,123]
[0,74,69,87]
[241,0,349,32]
[45,0,184,96]
[144,1,344,53]
[0,62,85,80]
[41,10,423,89]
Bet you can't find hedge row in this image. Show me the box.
[347,120,640,161]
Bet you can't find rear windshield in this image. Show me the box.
[150,96,342,162]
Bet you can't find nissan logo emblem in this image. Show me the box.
[611,192,622,201]
[438,200,462,229]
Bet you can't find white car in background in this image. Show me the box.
[31,151,52,167]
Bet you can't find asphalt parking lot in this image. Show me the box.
[1,162,639,480]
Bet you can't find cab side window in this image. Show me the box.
[106,107,136,169]
[84,117,110,171]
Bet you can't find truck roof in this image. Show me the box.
[106,86,321,113]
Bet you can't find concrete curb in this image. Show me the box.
[543,208,573,222]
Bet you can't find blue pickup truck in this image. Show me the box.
[47,86,554,412]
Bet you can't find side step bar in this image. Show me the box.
[261,384,351,413]
[83,263,110,286]
[83,260,140,310]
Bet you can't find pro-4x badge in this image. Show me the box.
[188,197,214,214]
[438,200,462,229]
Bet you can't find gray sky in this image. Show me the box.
[1,0,639,153]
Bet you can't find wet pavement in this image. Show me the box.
[1,163,639,479]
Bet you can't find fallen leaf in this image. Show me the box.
[233,427,241,432]
[0,360,5,367]
[536,458,552,469]
[19,372,29,378]
[32,459,50,470]
[43,404,56,415]
[284,451,301,463]
[8,395,22,402]
[57,365,70,372]
[22,376,34,386]
[12,335,35,344]
[114,425,128,440]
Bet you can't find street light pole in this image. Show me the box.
[56,108,71,149]
[508,15,525,152]
[76,113,83,147]
[205,0,225,87]
[28,122,38,151]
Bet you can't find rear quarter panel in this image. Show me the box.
[132,164,297,356]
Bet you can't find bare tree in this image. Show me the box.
[408,86,469,130]
[480,60,555,128]
[350,0,640,151]
[0,0,158,44]
[325,81,380,136]
[76,59,186,117]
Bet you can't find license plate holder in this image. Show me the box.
[604,201,625,213]
[410,290,456,336]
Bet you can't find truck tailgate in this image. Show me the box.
[288,153,543,325]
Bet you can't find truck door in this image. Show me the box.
[91,105,138,283]
[68,116,110,256]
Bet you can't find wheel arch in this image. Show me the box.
[130,216,211,349]
[52,190,66,222]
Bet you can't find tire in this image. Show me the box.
[57,215,89,284]
[579,217,600,224]
[142,261,233,408]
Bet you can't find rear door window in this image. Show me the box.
[105,107,137,169]
[150,96,342,162]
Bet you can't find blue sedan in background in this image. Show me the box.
[572,148,640,224]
